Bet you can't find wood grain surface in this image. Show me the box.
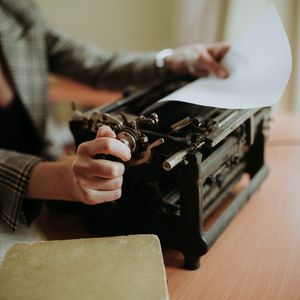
[164,112,300,300]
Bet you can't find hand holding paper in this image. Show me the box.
[160,6,292,109]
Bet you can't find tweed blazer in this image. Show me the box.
[0,0,169,231]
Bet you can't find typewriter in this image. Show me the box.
[69,79,271,270]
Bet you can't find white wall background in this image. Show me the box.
[35,0,174,51]
[35,0,299,112]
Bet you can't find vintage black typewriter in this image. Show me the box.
[68,79,271,270]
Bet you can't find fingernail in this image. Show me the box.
[218,70,228,78]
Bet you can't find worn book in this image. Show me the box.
[0,234,169,300]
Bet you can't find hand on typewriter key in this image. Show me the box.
[71,126,131,205]
[165,42,230,79]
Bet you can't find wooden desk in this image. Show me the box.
[164,112,300,300]
[49,77,121,106]
[1,113,299,300]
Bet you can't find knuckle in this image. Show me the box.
[111,189,122,201]
[83,189,122,204]
[74,177,84,189]
[83,197,96,205]
[82,192,98,205]
[72,161,84,175]
[100,139,113,154]
[109,163,124,178]
[97,125,110,134]
[77,141,90,155]
[75,187,91,205]
[114,177,123,189]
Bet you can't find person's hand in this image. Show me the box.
[164,42,230,79]
[71,126,131,204]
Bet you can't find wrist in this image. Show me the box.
[26,159,76,201]
[155,48,174,70]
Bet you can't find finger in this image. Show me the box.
[189,67,209,78]
[76,175,123,191]
[208,42,230,61]
[80,188,122,205]
[73,158,125,179]
[198,51,229,78]
[217,44,230,61]
[78,137,131,161]
[96,126,116,139]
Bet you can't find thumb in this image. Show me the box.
[96,126,116,139]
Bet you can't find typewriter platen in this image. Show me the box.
[69,80,271,270]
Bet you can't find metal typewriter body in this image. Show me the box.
[69,80,271,270]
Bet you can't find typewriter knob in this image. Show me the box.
[216,174,224,186]
[116,131,137,153]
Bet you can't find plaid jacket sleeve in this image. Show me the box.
[46,28,170,90]
[0,150,43,231]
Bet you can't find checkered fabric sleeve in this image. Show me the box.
[46,28,171,90]
[0,150,43,231]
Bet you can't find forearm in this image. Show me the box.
[26,158,76,201]
[0,149,43,230]
[46,29,170,90]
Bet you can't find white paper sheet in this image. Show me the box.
[159,6,292,109]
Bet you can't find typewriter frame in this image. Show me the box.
[68,80,270,270]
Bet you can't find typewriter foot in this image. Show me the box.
[184,256,200,270]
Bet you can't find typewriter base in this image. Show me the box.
[75,164,268,270]
[46,148,263,271]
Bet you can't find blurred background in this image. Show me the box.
[35,0,299,114]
